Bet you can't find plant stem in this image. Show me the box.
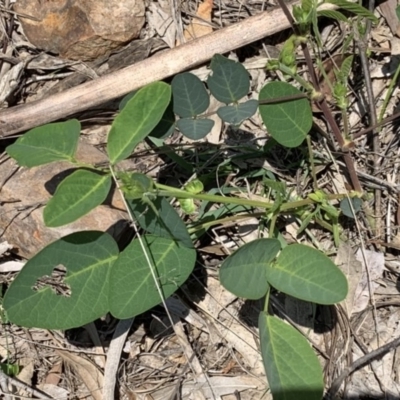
[307,135,318,190]
[155,183,350,212]
[275,0,363,193]
[357,15,380,233]
[188,212,266,233]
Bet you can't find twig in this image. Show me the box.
[313,149,399,192]
[102,318,134,399]
[0,371,11,400]
[353,109,400,139]
[0,370,53,399]
[327,336,400,399]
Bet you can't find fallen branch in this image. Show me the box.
[0,2,338,136]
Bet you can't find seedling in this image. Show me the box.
[2,0,376,391]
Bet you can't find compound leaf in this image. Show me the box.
[259,313,324,400]
[110,235,196,319]
[219,239,281,300]
[6,120,80,167]
[107,82,171,164]
[44,169,111,227]
[3,231,119,329]
[266,244,348,304]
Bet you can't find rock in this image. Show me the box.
[0,142,128,258]
[15,0,145,60]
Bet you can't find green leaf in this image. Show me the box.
[316,9,348,22]
[396,5,400,21]
[219,239,281,300]
[176,118,214,140]
[263,178,286,196]
[172,73,210,118]
[217,100,258,125]
[0,363,20,377]
[3,231,118,329]
[266,244,348,304]
[126,196,193,248]
[107,82,171,164]
[301,0,313,13]
[340,197,362,219]
[6,120,80,167]
[149,101,176,140]
[259,313,324,400]
[259,82,312,148]
[338,55,354,82]
[119,91,138,110]
[109,235,196,319]
[120,93,175,140]
[44,170,112,227]
[324,0,378,23]
[207,54,250,104]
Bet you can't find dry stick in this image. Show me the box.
[0,370,53,399]
[0,1,340,137]
[102,318,134,400]
[353,109,400,139]
[328,336,400,399]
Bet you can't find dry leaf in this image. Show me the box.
[147,3,176,48]
[313,54,347,112]
[37,383,70,399]
[335,242,363,318]
[0,62,24,107]
[56,350,104,400]
[183,0,213,41]
[379,0,400,37]
[353,249,384,314]
[17,358,34,386]
[194,277,265,375]
[44,362,62,386]
[0,241,12,255]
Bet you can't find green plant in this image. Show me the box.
[3,47,354,399]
